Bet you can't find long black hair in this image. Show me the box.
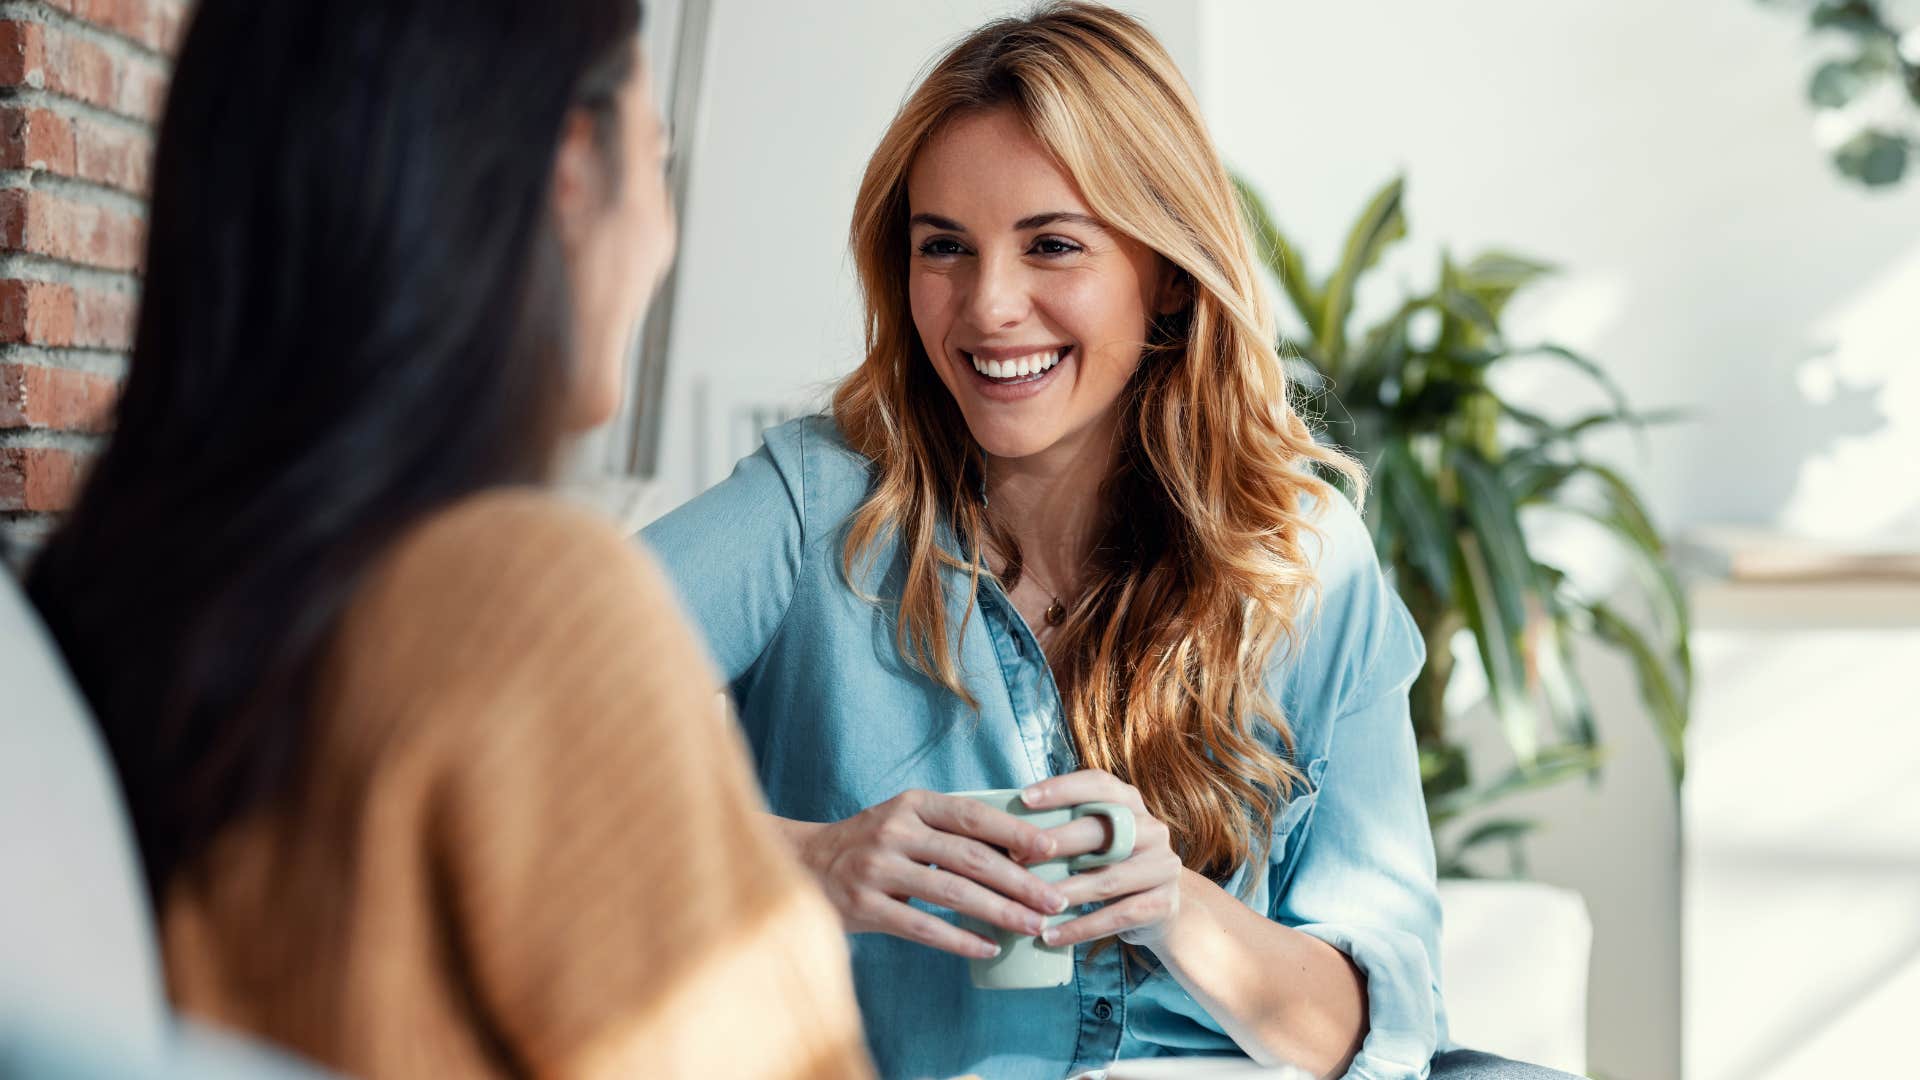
[26,0,645,897]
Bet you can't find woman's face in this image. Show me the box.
[557,53,676,432]
[906,106,1178,463]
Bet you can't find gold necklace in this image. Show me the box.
[1018,557,1086,627]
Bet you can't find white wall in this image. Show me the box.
[650,0,1204,512]
[1202,3,1920,1078]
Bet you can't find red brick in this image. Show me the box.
[0,445,91,511]
[72,285,133,348]
[0,106,77,174]
[117,56,168,121]
[0,189,145,272]
[43,0,181,56]
[0,106,154,195]
[72,115,151,193]
[43,23,114,107]
[0,21,172,122]
[0,21,49,86]
[0,363,118,432]
[0,278,78,346]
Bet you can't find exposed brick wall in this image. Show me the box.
[0,0,185,563]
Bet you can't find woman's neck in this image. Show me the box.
[982,413,1120,594]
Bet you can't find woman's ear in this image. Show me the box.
[549,110,607,246]
[1155,262,1193,316]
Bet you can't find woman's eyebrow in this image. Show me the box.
[908,211,1107,232]
[1014,211,1104,231]
[909,212,967,231]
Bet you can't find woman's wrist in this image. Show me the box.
[767,814,830,878]
[1139,867,1216,960]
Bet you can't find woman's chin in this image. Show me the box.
[965,421,1065,463]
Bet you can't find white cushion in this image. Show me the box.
[1438,879,1591,1074]
[0,570,168,1054]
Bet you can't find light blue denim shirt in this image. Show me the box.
[644,417,1449,1080]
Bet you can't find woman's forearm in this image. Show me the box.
[1147,869,1366,1078]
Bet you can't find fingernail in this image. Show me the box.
[982,942,1002,958]
[1046,894,1069,914]
[1032,837,1056,860]
[1022,785,1045,806]
[1040,928,1060,946]
[1024,915,1045,934]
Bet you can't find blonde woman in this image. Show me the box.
[647,5,1571,1079]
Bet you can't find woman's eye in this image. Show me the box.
[1032,237,1082,256]
[918,238,967,257]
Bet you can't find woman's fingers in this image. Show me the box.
[1020,769,1142,811]
[1050,848,1173,908]
[917,792,1055,863]
[1041,886,1177,948]
[885,860,1053,936]
[1035,815,1113,862]
[908,831,1069,916]
[854,890,1001,958]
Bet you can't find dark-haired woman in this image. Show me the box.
[25,2,872,1077]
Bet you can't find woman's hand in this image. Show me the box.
[1021,769,1186,949]
[789,792,1072,959]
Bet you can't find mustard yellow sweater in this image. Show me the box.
[162,491,875,1079]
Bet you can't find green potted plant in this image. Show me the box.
[1234,175,1692,877]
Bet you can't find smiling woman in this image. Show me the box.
[642,4,1574,1080]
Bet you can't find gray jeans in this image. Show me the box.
[1430,1049,1583,1079]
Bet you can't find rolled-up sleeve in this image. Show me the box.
[1275,690,1443,1079]
[1270,495,1444,1079]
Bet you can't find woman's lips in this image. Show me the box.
[961,345,1073,402]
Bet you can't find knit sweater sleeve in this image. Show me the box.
[335,491,874,1080]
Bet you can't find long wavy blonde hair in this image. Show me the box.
[832,1,1362,883]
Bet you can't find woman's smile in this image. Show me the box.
[962,343,1074,400]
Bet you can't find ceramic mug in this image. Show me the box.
[951,788,1136,990]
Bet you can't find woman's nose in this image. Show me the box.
[963,252,1031,331]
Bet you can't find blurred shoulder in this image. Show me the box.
[350,488,684,650]
[1297,482,1380,590]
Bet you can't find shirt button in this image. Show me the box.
[1092,998,1114,1022]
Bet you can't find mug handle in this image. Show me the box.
[1068,802,1135,870]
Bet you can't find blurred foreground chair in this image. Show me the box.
[0,570,332,1079]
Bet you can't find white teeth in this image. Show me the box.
[969,347,1067,380]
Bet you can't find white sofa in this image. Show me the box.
[0,570,328,1078]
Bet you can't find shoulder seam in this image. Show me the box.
[745,422,809,676]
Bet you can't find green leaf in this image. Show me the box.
[1344,297,1425,391]
[1496,343,1636,425]
[1810,2,1896,39]
[1833,128,1910,186]
[1500,402,1690,446]
[1453,448,1536,634]
[1583,600,1689,783]
[1534,594,1600,751]
[1454,528,1537,767]
[1429,744,1607,822]
[1809,56,1874,107]
[1320,177,1408,374]
[1453,817,1542,853]
[1457,249,1558,323]
[1376,437,1454,600]
[1233,175,1322,341]
[1435,287,1502,351]
[1515,457,1690,670]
